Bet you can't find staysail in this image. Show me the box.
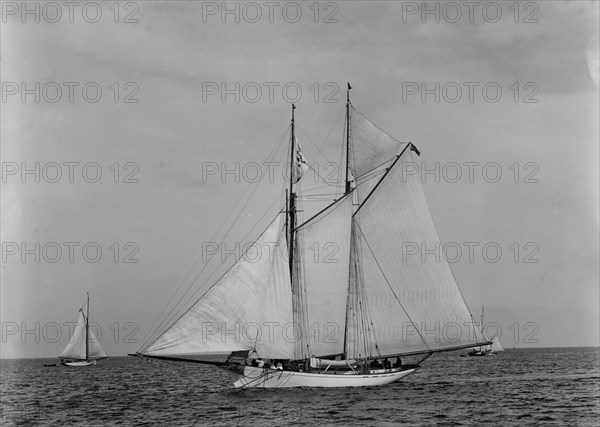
[296,192,354,357]
[347,145,486,359]
[143,214,294,361]
[490,336,504,352]
[60,310,107,360]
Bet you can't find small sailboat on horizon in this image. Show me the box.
[463,305,504,357]
[133,84,491,388]
[59,293,108,366]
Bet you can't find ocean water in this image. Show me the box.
[1,347,598,426]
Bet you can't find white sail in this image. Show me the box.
[348,106,404,181]
[88,326,108,359]
[143,214,294,360]
[490,336,504,352]
[297,193,354,357]
[346,221,428,359]
[350,148,485,357]
[60,311,87,360]
[60,310,107,360]
[355,164,390,205]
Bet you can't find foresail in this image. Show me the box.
[351,149,485,356]
[296,193,353,357]
[142,214,294,361]
[88,326,108,359]
[348,106,404,180]
[491,336,504,352]
[60,311,86,360]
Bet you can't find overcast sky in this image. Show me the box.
[1,1,598,358]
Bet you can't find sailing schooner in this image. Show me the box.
[133,84,490,388]
[60,293,108,366]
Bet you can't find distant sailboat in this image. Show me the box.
[60,293,108,366]
[464,305,503,357]
[133,85,490,388]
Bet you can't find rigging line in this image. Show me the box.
[296,107,344,168]
[297,115,346,189]
[138,190,248,349]
[356,167,387,184]
[143,188,285,352]
[144,126,289,348]
[139,127,288,350]
[300,196,342,201]
[296,125,335,165]
[351,106,405,145]
[353,220,432,353]
[172,189,285,315]
[355,152,410,185]
[143,207,284,354]
[294,189,354,232]
[340,107,349,200]
[296,128,344,191]
[441,242,482,345]
[301,183,344,193]
[308,163,340,192]
[294,188,311,359]
[352,143,412,218]
[354,232,378,359]
[140,127,290,351]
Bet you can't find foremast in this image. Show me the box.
[288,104,296,280]
[287,103,310,361]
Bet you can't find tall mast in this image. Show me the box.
[288,104,296,278]
[481,305,484,329]
[345,83,352,194]
[85,292,89,361]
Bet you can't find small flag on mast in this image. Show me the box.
[293,137,310,183]
[409,143,421,156]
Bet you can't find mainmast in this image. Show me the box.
[85,292,89,361]
[481,305,485,328]
[345,83,352,194]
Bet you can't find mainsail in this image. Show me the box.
[347,146,486,359]
[60,309,107,360]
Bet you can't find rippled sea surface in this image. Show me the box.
[1,347,598,426]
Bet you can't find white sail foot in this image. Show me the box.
[231,366,415,388]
